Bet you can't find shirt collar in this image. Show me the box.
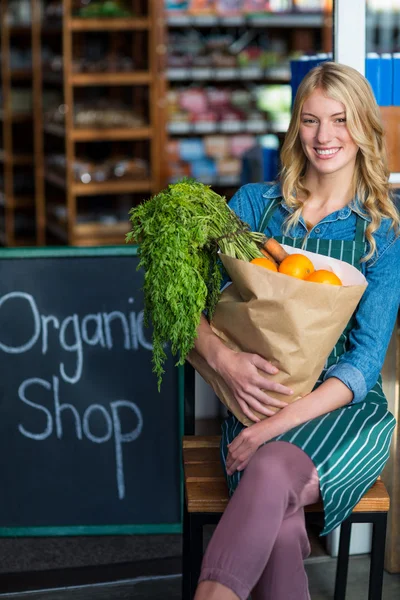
[262,182,371,222]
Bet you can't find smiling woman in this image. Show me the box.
[192,61,400,600]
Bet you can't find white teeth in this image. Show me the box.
[315,148,340,155]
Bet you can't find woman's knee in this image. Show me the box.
[244,441,312,484]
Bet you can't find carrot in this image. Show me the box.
[263,238,289,264]
[260,248,278,266]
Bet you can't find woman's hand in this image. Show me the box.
[216,350,293,423]
[226,420,273,475]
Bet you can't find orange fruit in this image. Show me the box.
[306,270,342,286]
[278,254,315,280]
[250,257,278,272]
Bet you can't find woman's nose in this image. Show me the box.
[316,122,334,145]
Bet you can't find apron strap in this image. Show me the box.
[257,198,281,232]
[354,213,367,245]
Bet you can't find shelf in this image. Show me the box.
[72,179,152,196]
[69,72,152,86]
[0,193,35,209]
[8,25,31,36]
[71,127,153,141]
[69,18,151,32]
[10,69,33,81]
[0,150,33,165]
[43,122,65,137]
[0,110,32,123]
[168,120,277,135]
[45,170,152,196]
[74,220,130,244]
[166,12,324,28]
[167,66,290,83]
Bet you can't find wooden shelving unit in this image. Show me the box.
[36,0,164,246]
[0,0,39,247]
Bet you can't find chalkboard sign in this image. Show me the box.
[0,247,183,536]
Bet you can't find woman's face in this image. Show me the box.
[299,88,359,178]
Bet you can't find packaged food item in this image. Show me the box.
[216,0,244,15]
[204,135,230,158]
[188,0,216,14]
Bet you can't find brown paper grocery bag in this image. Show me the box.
[187,246,367,427]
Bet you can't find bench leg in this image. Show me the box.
[182,503,204,600]
[182,500,192,600]
[368,513,387,600]
[189,514,204,599]
[334,517,352,600]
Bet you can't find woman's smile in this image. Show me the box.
[314,147,342,159]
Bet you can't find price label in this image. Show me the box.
[194,122,216,133]
[240,67,263,80]
[167,69,190,81]
[246,120,267,133]
[222,16,244,26]
[220,121,243,133]
[216,68,238,80]
[191,68,212,80]
[167,15,191,26]
[194,15,217,26]
[218,175,240,186]
[168,122,191,134]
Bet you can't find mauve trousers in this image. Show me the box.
[198,440,321,600]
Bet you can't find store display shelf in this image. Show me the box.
[8,25,31,36]
[69,18,151,32]
[168,120,273,135]
[43,122,65,137]
[72,179,152,196]
[166,12,324,28]
[70,127,153,141]
[69,72,152,86]
[0,193,34,209]
[74,220,130,242]
[0,150,33,165]
[167,67,290,82]
[0,110,32,123]
[10,69,33,81]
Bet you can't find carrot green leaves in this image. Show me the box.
[126,179,265,388]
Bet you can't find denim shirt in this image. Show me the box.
[227,182,400,404]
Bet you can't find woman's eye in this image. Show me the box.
[335,118,346,123]
[303,119,316,124]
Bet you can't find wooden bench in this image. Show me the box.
[182,435,390,600]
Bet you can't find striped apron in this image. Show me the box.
[221,199,396,536]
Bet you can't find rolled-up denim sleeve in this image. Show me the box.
[324,228,400,403]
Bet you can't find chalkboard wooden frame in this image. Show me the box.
[0,245,185,537]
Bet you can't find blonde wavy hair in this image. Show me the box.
[280,61,399,261]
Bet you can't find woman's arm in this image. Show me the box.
[226,376,352,474]
[194,313,294,422]
[323,226,400,403]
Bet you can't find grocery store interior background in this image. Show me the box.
[0,1,400,599]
